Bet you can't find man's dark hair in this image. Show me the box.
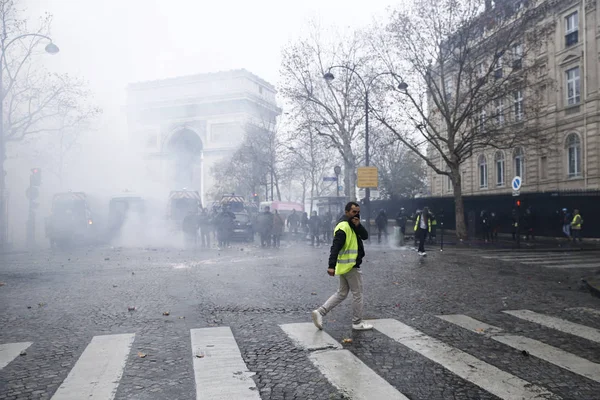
[345,201,360,212]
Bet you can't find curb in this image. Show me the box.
[582,274,600,299]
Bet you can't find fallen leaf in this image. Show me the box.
[128,306,136,311]
[19,350,26,356]
[311,292,317,295]
[163,311,170,316]
[342,338,353,344]
[475,328,485,333]
[195,353,205,358]
[137,352,146,358]
[393,282,400,285]
[38,303,46,307]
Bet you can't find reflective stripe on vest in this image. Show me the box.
[334,221,358,275]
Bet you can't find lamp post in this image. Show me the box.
[0,34,59,248]
[323,68,407,238]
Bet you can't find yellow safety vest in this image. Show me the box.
[413,214,432,232]
[571,214,583,230]
[333,221,358,276]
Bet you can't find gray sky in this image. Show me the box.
[25,0,397,115]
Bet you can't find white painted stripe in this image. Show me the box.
[280,323,408,400]
[437,315,504,335]
[279,322,342,350]
[495,335,600,383]
[191,327,260,400]
[310,350,410,400]
[369,319,558,400]
[439,315,600,383]
[504,310,600,343]
[484,254,580,260]
[566,307,600,317]
[0,342,32,370]
[542,263,600,269]
[522,258,598,265]
[51,333,135,400]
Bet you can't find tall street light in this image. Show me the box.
[323,67,406,238]
[0,34,59,248]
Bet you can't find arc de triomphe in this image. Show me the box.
[127,69,280,205]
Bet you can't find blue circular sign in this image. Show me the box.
[512,176,522,191]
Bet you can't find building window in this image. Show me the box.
[512,44,523,70]
[446,170,453,192]
[565,11,579,47]
[495,151,505,186]
[566,67,581,105]
[444,76,453,100]
[494,54,503,79]
[494,97,504,125]
[478,155,488,189]
[540,156,548,180]
[513,90,523,121]
[514,147,525,181]
[478,109,486,133]
[566,133,582,177]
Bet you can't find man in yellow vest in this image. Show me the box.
[312,201,372,331]
[571,209,583,243]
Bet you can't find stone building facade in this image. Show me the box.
[428,0,600,197]
[127,69,280,204]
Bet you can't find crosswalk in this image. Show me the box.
[454,248,600,269]
[2,308,600,399]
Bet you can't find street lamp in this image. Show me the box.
[323,67,404,238]
[0,34,59,248]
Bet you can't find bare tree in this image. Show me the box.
[0,0,100,245]
[209,120,283,202]
[370,131,426,199]
[369,0,553,238]
[280,24,371,201]
[284,125,337,213]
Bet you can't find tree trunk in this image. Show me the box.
[343,147,357,201]
[452,169,468,240]
[0,144,5,249]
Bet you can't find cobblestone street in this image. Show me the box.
[1,242,599,400]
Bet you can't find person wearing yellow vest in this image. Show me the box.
[414,207,431,256]
[571,209,583,243]
[311,201,372,331]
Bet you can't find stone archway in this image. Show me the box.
[167,129,203,189]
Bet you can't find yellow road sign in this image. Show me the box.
[357,166,378,188]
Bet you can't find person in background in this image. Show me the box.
[198,208,212,248]
[182,210,200,248]
[429,211,437,244]
[257,206,274,248]
[480,210,491,243]
[395,208,407,246]
[414,207,431,256]
[287,209,300,238]
[309,211,322,247]
[322,211,333,243]
[571,209,583,244]
[272,210,285,248]
[561,208,571,240]
[375,209,388,244]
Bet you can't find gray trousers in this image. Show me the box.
[318,267,363,324]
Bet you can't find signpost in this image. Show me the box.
[357,166,378,188]
[512,176,522,249]
[323,177,337,182]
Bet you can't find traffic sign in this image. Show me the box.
[511,176,522,191]
[357,166,378,188]
[512,190,520,197]
[338,186,343,191]
[323,177,337,182]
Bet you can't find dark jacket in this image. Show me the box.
[328,216,369,270]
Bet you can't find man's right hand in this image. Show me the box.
[327,268,335,276]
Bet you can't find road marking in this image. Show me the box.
[531,263,600,269]
[190,327,260,400]
[566,307,600,317]
[51,333,135,400]
[280,322,342,351]
[522,258,598,265]
[280,323,409,400]
[0,342,32,370]
[483,254,582,260]
[504,310,600,343]
[439,314,600,383]
[369,319,558,400]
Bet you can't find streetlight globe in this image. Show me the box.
[44,42,60,55]
[323,72,335,82]
[398,81,408,91]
